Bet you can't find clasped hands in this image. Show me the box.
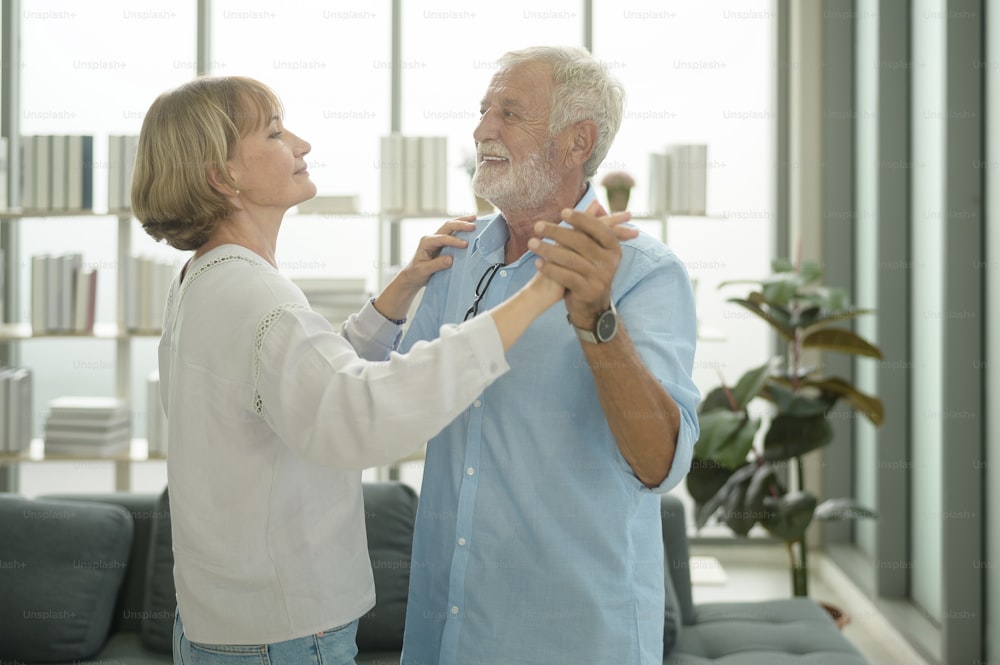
[527,201,637,329]
[397,202,636,328]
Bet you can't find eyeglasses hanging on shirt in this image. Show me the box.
[464,262,504,321]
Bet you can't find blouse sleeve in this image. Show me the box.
[253,303,508,470]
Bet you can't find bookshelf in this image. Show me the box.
[0,209,166,492]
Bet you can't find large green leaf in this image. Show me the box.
[762,413,833,461]
[698,386,737,414]
[801,328,883,359]
[804,377,885,426]
[761,382,829,417]
[695,463,757,529]
[744,463,782,520]
[814,498,879,521]
[802,308,877,331]
[723,475,757,536]
[685,458,735,505]
[695,410,760,469]
[760,491,818,541]
[727,296,794,340]
[730,362,772,410]
[761,279,799,307]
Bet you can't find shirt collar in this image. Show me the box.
[471,182,597,261]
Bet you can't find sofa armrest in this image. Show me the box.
[660,493,696,626]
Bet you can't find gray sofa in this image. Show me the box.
[0,484,868,664]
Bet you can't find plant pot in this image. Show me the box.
[818,600,851,630]
[605,187,631,213]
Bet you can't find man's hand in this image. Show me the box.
[526,201,637,328]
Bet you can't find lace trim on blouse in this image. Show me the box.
[253,303,310,417]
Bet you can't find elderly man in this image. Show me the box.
[400,45,700,665]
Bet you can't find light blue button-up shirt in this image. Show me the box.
[400,185,700,665]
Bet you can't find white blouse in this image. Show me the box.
[159,244,508,645]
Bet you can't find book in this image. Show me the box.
[649,152,671,216]
[51,135,69,210]
[48,395,130,421]
[108,134,124,212]
[419,136,447,214]
[33,134,52,210]
[67,135,94,211]
[73,267,97,333]
[59,253,82,332]
[0,368,9,452]
[122,135,139,210]
[3,367,33,453]
[43,432,131,457]
[403,136,421,215]
[0,136,8,211]
[20,135,35,210]
[380,134,405,213]
[30,254,48,333]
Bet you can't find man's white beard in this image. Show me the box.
[473,140,561,212]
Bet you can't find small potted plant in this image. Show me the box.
[686,258,883,620]
[599,170,635,212]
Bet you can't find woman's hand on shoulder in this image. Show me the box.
[397,215,477,289]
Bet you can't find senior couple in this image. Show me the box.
[132,45,699,665]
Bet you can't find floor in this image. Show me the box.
[690,542,932,665]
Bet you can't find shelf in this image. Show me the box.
[0,209,130,220]
[0,438,165,464]
[0,323,161,340]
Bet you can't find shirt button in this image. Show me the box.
[451,606,459,615]
[466,467,475,476]
[499,269,508,278]
[473,399,482,408]
[458,537,467,546]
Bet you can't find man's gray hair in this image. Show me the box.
[497,45,625,179]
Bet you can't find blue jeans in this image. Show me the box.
[173,612,359,665]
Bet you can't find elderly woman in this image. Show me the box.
[131,76,632,665]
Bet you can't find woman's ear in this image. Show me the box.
[207,165,238,197]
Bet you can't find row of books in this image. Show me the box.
[124,256,178,333]
[379,135,448,215]
[649,144,709,216]
[20,135,95,212]
[0,367,33,454]
[108,135,140,212]
[31,253,98,334]
[43,396,131,457]
[29,253,178,334]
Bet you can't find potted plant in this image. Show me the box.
[686,258,883,613]
[599,170,635,212]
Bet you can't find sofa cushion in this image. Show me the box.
[0,495,134,663]
[665,598,869,665]
[356,482,418,652]
[663,555,683,653]
[140,487,176,653]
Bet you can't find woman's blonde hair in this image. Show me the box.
[130,76,283,250]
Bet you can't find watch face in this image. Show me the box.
[596,308,618,342]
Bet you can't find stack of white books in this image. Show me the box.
[31,253,98,334]
[0,367,33,454]
[293,277,370,328]
[43,396,131,457]
[379,134,448,216]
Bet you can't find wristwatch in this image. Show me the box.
[568,303,619,344]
